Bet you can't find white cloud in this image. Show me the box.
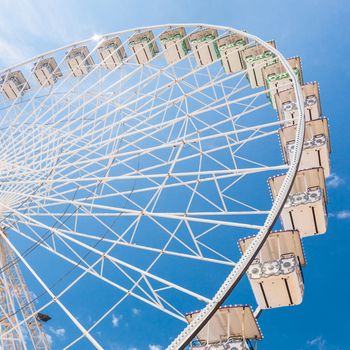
[307,336,326,350]
[0,38,30,66]
[149,345,162,350]
[132,308,141,316]
[327,173,344,188]
[87,314,93,325]
[0,0,90,68]
[54,328,65,337]
[336,210,350,219]
[49,327,65,337]
[46,334,53,345]
[112,314,121,328]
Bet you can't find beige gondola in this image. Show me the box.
[160,27,190,65]
[0,71,30,99]
[185,305,262,349]
[263,57,303,109]
[128,31,159,64]
[98,37,126,69]
[240,41,276,88]
[239,230,305,309]
[269,167,327,237]
[275,82,322,126]
[33,58,63,86]
[279,118,331,177]
[217,33,247,74]
[189,28,220,66]
[65,46,94,77]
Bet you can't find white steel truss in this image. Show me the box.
[0,24,308,349]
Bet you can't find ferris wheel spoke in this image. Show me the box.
[72,228,210,304]
[57,115,284,178]
[0,156,276,224]
[22,221,237,266]
[0,23,316,350]
[63,294,130,349]
[4,43,206,156]
[142,138,207,257]
[2,226,186,344]
[46,105,273,179]
[63,190,211,350]
[1,185,272,242]
[39,164,289,185]
[1,34,146,145]
[106,257,165,306]
[2,186,275,230]
[0,231,104,350]
[14,208,208,268]
[0,281,28,348]
[4,55,262,166]
[7,207,214,305]
[1,157,287,198]
[3,89,276,182]
[5,216,191,324]
[1,169,268,215]
[18,189,200,262]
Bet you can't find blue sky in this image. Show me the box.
[0,0,349,349]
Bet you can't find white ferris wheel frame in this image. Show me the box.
[0,23,306,350]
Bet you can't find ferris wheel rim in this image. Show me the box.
[158,25,306,349]
[0,23,307,349]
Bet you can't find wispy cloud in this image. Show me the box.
[132,308,141,316]
[335,210,350,219]
[46,334,53,345]
[112,314,121,328]
[0,38,30,66]
[0,0,89,68]
[149,345,162,350]
[87,314,93,325]
[327,173,345,188]
[106,342,138,350]
[49,326,66,337]
[307,336,326,350]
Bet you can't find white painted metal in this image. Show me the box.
[0,232,51,349]
[0,23,309,349]
[166,25,306,350]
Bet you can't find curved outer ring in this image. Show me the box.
[0,24,306,349]
[163,25,306,349]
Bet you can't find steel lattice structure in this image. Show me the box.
[0,24,330,349]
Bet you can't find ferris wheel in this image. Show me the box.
[0,23,331,349]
